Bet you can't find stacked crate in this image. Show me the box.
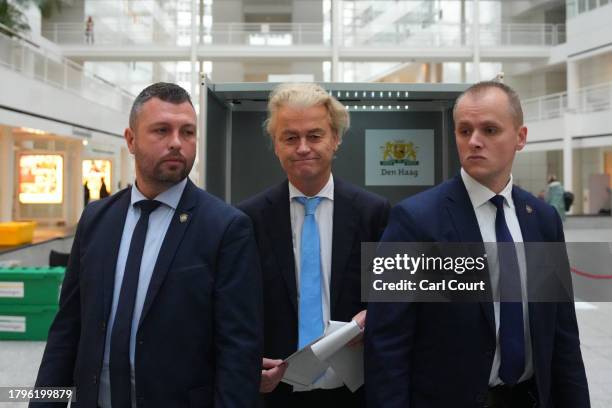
[0,267,65,340]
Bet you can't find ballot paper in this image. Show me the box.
[281,320,364,392]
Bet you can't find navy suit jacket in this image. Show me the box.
[238,178,390,399]
[365,175,589,408]
[33,179,262,408]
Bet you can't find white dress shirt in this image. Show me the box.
[460,168,534,386]
[98,178,187,408]
[289,174,343,390]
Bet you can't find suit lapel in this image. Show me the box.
[138,180,197,328]
[102,191,131,320]
[330,179,358,314]
[512,187,541,243]
[263,181,298,314]
[444,176,485,243]
[513,187,546,348]
[445,176,495,334]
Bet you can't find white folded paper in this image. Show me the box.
[281,320,364,392]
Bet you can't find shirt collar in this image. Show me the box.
[289,174,334,201]
[131,177,188,211]
[460,168,515,210]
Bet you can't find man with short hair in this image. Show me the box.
[32,82,262,408]
[238,83,390,407]
[365,81,590,408]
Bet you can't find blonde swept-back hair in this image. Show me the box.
[265,83,350,143]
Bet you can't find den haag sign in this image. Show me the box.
[365,129,435,186]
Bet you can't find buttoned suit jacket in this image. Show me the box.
[365,175,589,408]
[32,179,263,408]
[238,178,390,403]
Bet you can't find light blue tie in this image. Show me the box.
[295,196,324,349]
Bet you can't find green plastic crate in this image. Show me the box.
[0,304,59,340]
[0,267,65,305]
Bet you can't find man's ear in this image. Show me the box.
[125,127,136,154]
[332,130,340,151]
[516,126,527,151]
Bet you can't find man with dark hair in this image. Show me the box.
[32,82,262,408]
[365,81,590,408]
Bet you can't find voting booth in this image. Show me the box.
[199,81,467,205]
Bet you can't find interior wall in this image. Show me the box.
[292,0,323,23]
[513,150,548,196]
[212,0,243,22]
[577,51,612,87]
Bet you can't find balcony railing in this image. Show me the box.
[0,23,134,112]
[208,23,327,46]
[43,22,327,46]
[42,21,564,49]
[42,22,191,46]
[479,24,566,46]
[346,23,565,47]
[523,91,568,122]
[575,82,612,113]
[523,82,612,122]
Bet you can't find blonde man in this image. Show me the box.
[239,83,390,407]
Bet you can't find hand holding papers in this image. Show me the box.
[281,320,364,392]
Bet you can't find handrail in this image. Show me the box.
[0,27,135,112]
[0,22,41,49]
[41,21,565,47]
[523,82,612,122]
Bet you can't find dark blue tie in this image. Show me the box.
[110,199,161,408]
[489,195,525,385]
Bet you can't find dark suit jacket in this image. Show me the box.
[33,179,262,408]
[238,178,390,400]
[365,175,590,408]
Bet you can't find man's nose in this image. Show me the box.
[296,137,310,154]
[468,131,484,148]
[168,130,182,150]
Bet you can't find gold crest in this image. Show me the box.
[179,213,189,223]
[526,205,533,214]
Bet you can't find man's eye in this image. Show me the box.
[458,129,471,136]
[155,128,167,134]
[485,127,497,134]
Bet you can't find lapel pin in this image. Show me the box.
[179,213,189,223]
[526,205,533,214]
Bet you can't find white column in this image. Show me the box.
[331,0,342,82]
[472,0,481,82]
[0,127,15,222]
[190,0,198,98]
[562,115,574,201]
[198,72,209,190]
[563,60,579,199]
[567,60,579,111]
[460,0,467,82]
[69,142,84,225]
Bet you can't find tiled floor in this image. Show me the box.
[0,218,610,407]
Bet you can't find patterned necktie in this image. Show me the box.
[295,196,324,349]
[110,199,161,408]
[489,195,525,385]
